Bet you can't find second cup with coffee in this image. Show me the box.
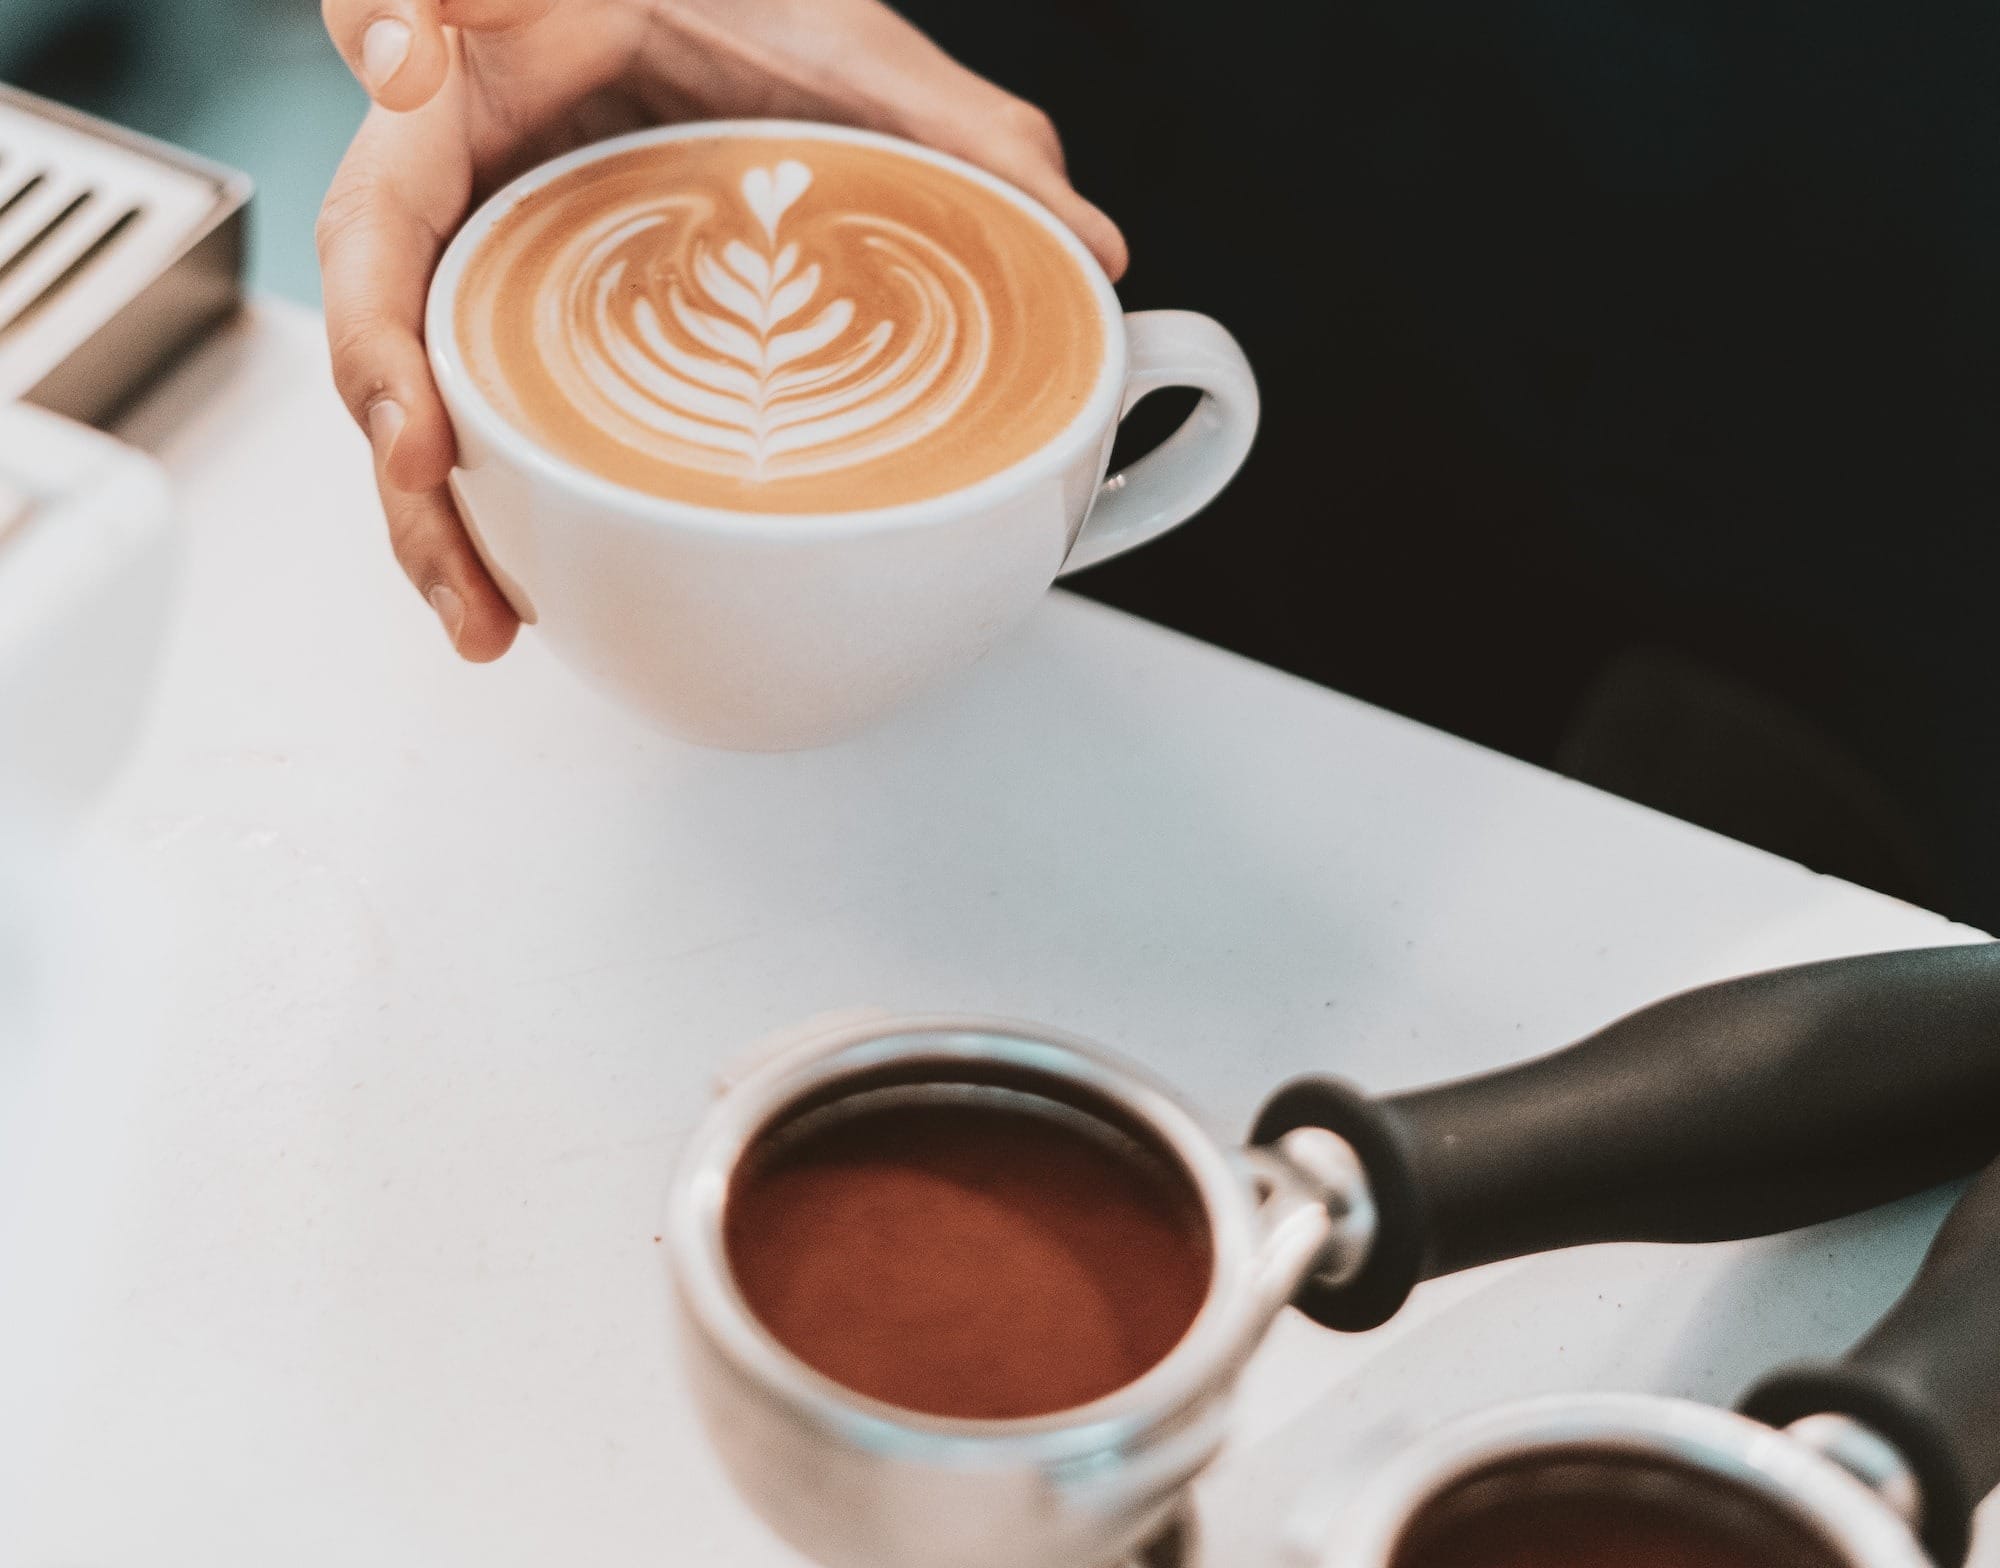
[428,120,1259,749]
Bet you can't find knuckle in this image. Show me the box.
[316,191,408,421]
[381,493,440,574]
[995,99,1062,163]
[313,181,370,258]
[387,525,428,578]
[383,496,473,603]
[326,319,398,416]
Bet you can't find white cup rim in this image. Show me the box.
[425,118,1127,539]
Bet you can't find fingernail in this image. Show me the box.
[428,584,465,649]
[367,399,405,471]
[361,17,412,92]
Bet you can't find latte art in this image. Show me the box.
[456,135,1107,512]
[567,159,991,482]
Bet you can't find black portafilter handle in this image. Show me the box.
[1739,1157,2000,1568]
[1250,943,2000,1335]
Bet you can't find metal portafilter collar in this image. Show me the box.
[670,1017,1349,1568]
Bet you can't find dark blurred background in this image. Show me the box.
[897,0,2000,928]
[10,0,1999,925]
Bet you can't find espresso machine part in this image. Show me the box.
[0,84,249,425]
[1325,1151,2000,1568]
[668,942,2000,1568]
[0,398,175,819]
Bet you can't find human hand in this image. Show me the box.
[316,0,1127,660]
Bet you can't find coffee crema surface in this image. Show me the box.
[455,135,1107,512]
[723,1093,1213,1420]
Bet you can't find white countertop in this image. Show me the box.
[5,298,1994,1565]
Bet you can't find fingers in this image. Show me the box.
[379,481,522,661]
[324,0,556,111]
[438,0,561,27]
[319,109,514,659]
[317,124,461,494]
[644,0,1130,279]
[838,1,1130,278]
[323,0,451,111]
[944,99,1129,282]
[836,7,1132,280]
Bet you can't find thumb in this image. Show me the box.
[323,0,451,112]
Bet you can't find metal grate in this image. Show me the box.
[0,86,248,423]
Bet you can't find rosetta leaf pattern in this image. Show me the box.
[566,157,989,482]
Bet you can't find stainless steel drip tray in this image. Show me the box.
[0,84,249,425]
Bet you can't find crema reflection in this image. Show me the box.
[455,135,1107,512]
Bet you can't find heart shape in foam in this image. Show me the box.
[543,155,994,482]
[742,159,813,243]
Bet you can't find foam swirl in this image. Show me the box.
[457,136,1105,512]
[548,160,992,482]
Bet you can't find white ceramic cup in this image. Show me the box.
[426,120,1259,751]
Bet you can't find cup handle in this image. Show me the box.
[1057,310,1260,577]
